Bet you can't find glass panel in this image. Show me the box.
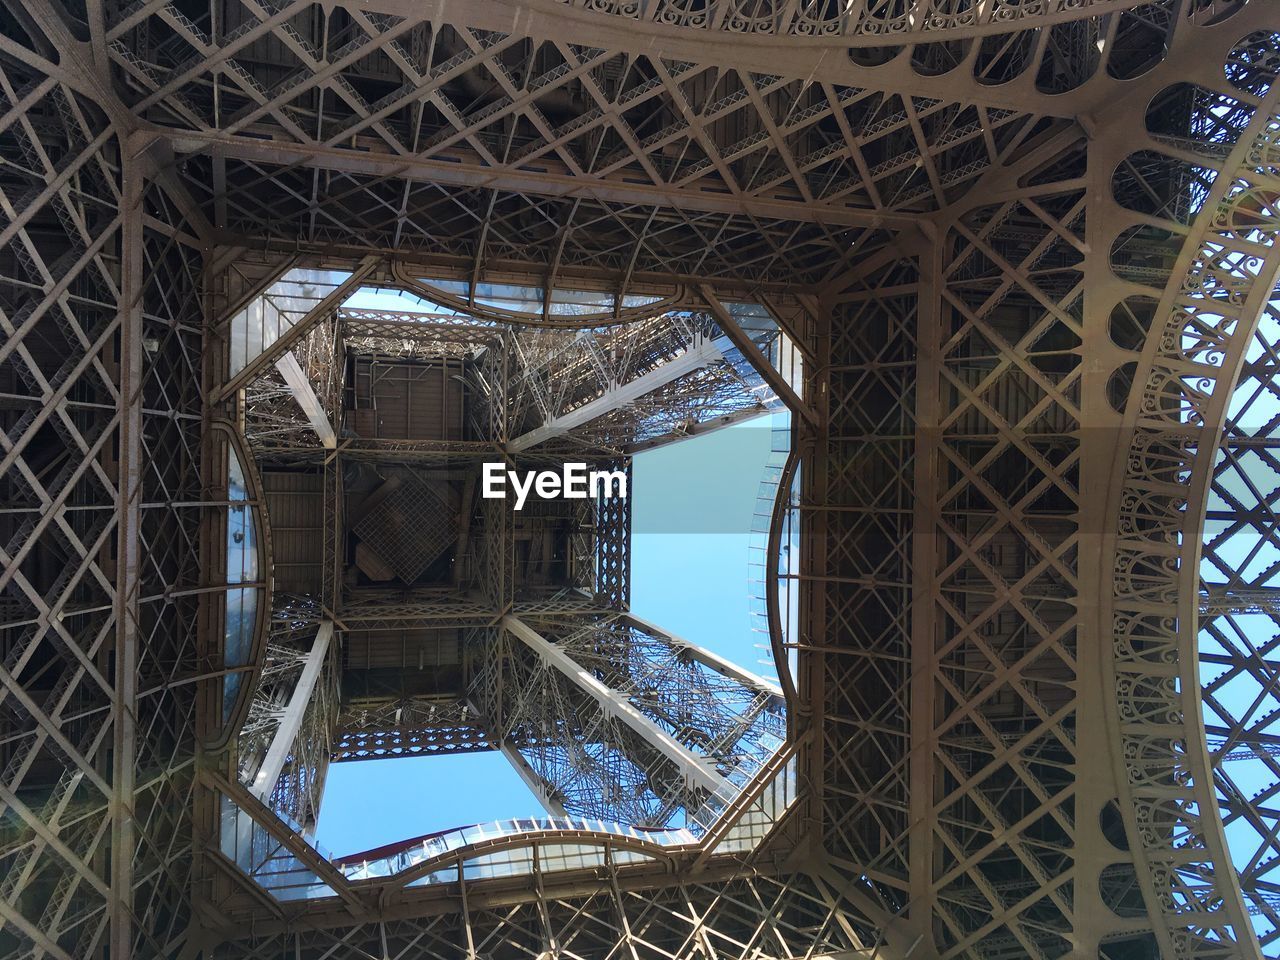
[229,269,352,375]
[343,285,457,314]
[220,796,337,902]
[722,301,804,398]
[417,278,667,318]
[341,817,685,885]
[226,451,257,583]
[223,444,260,722]
[748,414,798,687]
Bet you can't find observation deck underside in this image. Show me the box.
[2,1,1280,959]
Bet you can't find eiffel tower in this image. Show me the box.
[1,2,1279,958]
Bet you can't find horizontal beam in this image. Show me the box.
[169,129,920,231]
[428,0,1152,50]
[502,615,727,795]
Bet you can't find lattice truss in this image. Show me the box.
[235,597,339,831]
[506,309,770,452]
[334,589,496,631]
[596,468,632,610]
[1199,298,1280,945]
[331,695,492,761]
[0,73,126,960]
[553,0,1163,38]
[535,615,785,788]
[813,251,920,938]
[465,614,786,830]
[206,871,878,960]
[94,0,1243,292]
[242,312,342,452]
[802,18,1280,960]
[0,18,210,956]
[1105,34,1280,960]
[7,0,1280,959]
[470,623,708,827]
[341,309,500,361]
[91,0,1178,283]
[234,269,765,458]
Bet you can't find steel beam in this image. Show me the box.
[501,742,569,819]
[274,351,337,448]
[620,614,783,700]
[171,130,921,232]
[699,287,816,427]
[213,256,378,402]
[111,131,146,960]
[501,615,726,795]
[624,405,768,454]
[509,336,724,452]
[907,236,941,943]
[250,621,334,801]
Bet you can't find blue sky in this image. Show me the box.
[313,416,778,855]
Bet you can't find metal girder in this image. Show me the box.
[624,404,769,454]
[622,614,783,700]
[505,314,767,453]
[249,621,334,801]
[502,616,727,795]
[1103,78,1280,959]
[532,615,786,801]
[331,697,494,761]
[213,257,377,402]
[509,336,725,452]
[504,0,1153,44]
[700,287,816,427]
[501,742,569,818]
[171,129,922,232]
[273,352,337,448]
[110,129,146,960]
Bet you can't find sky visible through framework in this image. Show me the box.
[313,415,782,855]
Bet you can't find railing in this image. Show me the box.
[219,750,801,900]
[546,0,1159,44]
[338,818,692,883]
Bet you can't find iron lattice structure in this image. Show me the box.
[2,1,1280,960]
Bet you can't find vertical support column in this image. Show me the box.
[250,621,335,801]
[1079,104,1157,957]
[908,234,942,945]
[322,456,342,615]
[111,132,147,960]
[801,293,830,849]
[596,462,631,610]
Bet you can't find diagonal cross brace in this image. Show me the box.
[700,286,817,427]
[508,335,725,452]
[502,615,727,796]
[250,621,334,801]
[213,256,378,403]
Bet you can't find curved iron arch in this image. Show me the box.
[1106,60,1280,960]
